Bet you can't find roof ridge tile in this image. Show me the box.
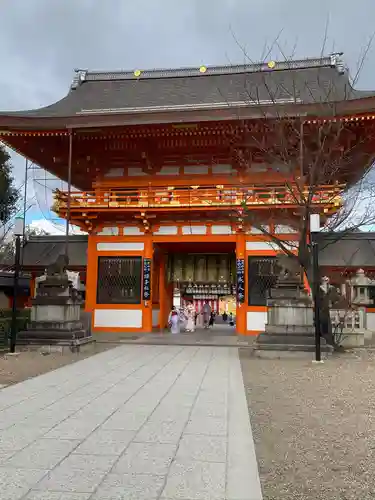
[76,54,342,85]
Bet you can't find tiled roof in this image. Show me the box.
[1,54,372,121]
[0,272,30,289]
[21,235,88,268]
[317,232,375,267]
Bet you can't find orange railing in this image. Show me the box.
[53,184,344,213]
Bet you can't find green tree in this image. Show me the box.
[0,145,19,225]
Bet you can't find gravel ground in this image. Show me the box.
[240,349,375,500]
[0,343,115,386]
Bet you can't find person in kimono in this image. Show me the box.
[184,302,196,332]
[168,307,180,334]
[179,307,187,331]
[196,311,204,329]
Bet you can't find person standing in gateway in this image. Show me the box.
[184,301,196,332]
[202,301,212,329]
[168,306,180,334]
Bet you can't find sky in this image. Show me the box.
[1,0,375,234]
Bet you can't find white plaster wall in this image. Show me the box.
[247,311,267,331]
[152,309,160,327]
[97,227,119,236]
[94,309,143,328]
[285,242,299,250]
[247,163,268,172]
[246,241,276,251]
[246,240,298,252]
[128,167,147,176]
[248,225,270,234]
[212,164,233,174]
[154,226,178,235]
[184,165,208,175]
[270,162,292,173]
[97,242,144,252]
[274,225,297,234]
[156,166,179,175]
[211,225,232,235]
[182,226,207,235]
[367,312,375,332]
[123,227,142,235]
[104,168,124,177]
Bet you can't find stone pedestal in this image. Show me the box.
[254,280,333,358]
[18,274,90,346]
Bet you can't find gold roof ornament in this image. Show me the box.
[267,60,276,69]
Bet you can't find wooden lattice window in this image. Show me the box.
[97,256,142,304]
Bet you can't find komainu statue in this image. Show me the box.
[38,254,81,300]
[46,254,69,278]
[276,254,301,282]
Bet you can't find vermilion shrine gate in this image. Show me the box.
[1,54,375,334]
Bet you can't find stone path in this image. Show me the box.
[0,345,262,500]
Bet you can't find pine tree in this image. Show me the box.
[0,145,19,225]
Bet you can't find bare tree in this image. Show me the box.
[225,48,375,285]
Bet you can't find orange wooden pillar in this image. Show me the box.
[143,236,153,332]
[85,235,97,312]
[26,273,36,306]
[236,233,246,335]
[30,273,36,298]
[158,253,167,330]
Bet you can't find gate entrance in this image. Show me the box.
[154,242,236,334]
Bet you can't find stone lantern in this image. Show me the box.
[349,269,373,306]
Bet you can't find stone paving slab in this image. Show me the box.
[0,344,262,499]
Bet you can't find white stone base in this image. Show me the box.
[340,331,366,348]
[253,349,331,360]
[31,303,81,323]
